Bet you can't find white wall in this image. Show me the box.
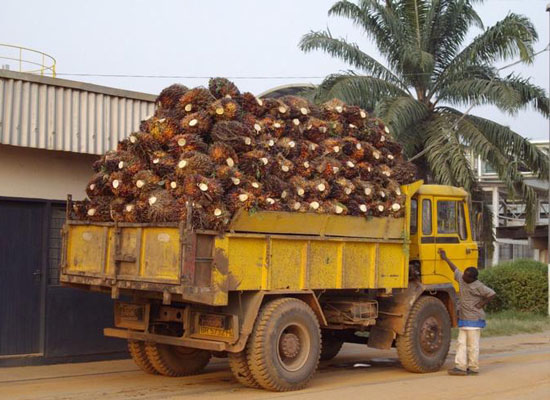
[0,144,98,201]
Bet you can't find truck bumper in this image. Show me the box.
[104,328,227,352]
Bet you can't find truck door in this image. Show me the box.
[417,195,437,280]
[434,198,477,290]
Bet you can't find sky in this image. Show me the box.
[1,0,549,140]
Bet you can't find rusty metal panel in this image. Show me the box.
[141,228,180,281]
[66,225,108,274]
[0,70,155,155]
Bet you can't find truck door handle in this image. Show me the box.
[466,248,478,254]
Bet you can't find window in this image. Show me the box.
[437,201,457,234]
[48,205,66,286]
[458,202,467,240]
[410,199,418,235]
[422,199,432,235]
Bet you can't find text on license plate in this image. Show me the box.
[198,326,233,338]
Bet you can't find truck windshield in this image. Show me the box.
[410,199,418,234]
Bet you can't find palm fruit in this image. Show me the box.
[109,172,133,198]
[260,115,286,138]
[330,177,355,202]
[72,199,90,220]
[183,174,223,205]
[208,77,240,99]
[375,186,392,203]
[208,97,241,121]
[203,203,231,230]
[342,105,368,129]
[356,161,374,180]
[263,175,289,198]
[143,190,180,222]
[341,137,365,162]
[240,113,264,137]
[140,115,181,144]
[272,153,294,179]
[379,147,398,166]
[86,172,111,198]
[209,142,238,168]
[353,179,376,200]
[279,95,312,119]
[264,98,290,119]
[297,140,324,159]
[320,138,343,158]
[92,150,120,173]
[324,200,348,215]
[165,176,186,199]
[383,139,403,155]
[124,132,161,162]
[386,180,402,197]
[225,189,256,212]
[241,178,263,197]
[275,137,299,158]
[239,150,271,179]
[132,170,161,194]
[294,157,314,178]
[258,195,283,211]
[392,161,417,185]
[122,201,141,223]
[322,98,346,122]
[148,150,174,176]
[86,196,111,222]
[180,111,212,138]
[156,83,188,112]
[175,151,214,177]
[347,195,369,216]
[177,88,215,115]
[168,133,208,156]
[210,121,255,153]
[238,92,266,117]
[110,197,127,222]
[289,176,309,198]
[257,134,277,154]
[304,117,329,143]
[309,178,331,199]
[287,199,308,212]
[372,201,388,217]
[308,199,327,214]
[314,157,342,180]
[362,142,382,163]
[376,164,393,181]
[286,116,304,138]
[116,152,145,179]
[389,194,406,217]
[214,165,244,191]
[327,120,345,136]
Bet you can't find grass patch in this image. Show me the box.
[451,310,550,338]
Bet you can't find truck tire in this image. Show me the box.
[320,330,344,361]
[144,343,211,377]
[247,298,321,391]
[228,350,260,388]
[127,340,158,374]
[396,296,451,373]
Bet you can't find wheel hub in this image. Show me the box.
[280,332,301,358]
[420,316,442,354]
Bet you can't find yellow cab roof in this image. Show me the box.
[415,184,469,198]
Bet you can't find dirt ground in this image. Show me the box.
[2,331,549,400]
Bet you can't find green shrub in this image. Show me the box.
[479,259,548,314]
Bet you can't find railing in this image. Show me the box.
[0,43,56,77]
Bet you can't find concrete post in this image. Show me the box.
[492,186,499,267]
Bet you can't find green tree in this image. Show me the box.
[300,0,549,228]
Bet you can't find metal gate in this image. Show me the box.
[0,200,45,356]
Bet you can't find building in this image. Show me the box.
[0,69,155,365]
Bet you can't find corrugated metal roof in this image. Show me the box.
[0,70,156,155]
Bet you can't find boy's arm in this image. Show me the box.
[438,249,459,273]
[475,284,496,309]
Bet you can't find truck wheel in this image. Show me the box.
[396,296,451,373]
[228,350,260,388]
[127,340,158,374]
[247,298,321,391]
[320,330,344,361]
[144,343,211,377]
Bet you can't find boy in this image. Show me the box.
[438,249,495,376]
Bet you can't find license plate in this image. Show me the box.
[198,326,233,338]
[115,302,147,330]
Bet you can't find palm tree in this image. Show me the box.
[299,0,549,228]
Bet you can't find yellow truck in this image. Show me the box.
[60,180,478,391]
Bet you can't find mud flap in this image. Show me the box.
[368,326,395,350]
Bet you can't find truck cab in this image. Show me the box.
[409,185,478,289]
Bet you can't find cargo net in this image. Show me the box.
[73,78,417,230]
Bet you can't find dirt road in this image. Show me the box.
[2,331,549,400]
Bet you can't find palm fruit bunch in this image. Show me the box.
[73,78,417,229]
